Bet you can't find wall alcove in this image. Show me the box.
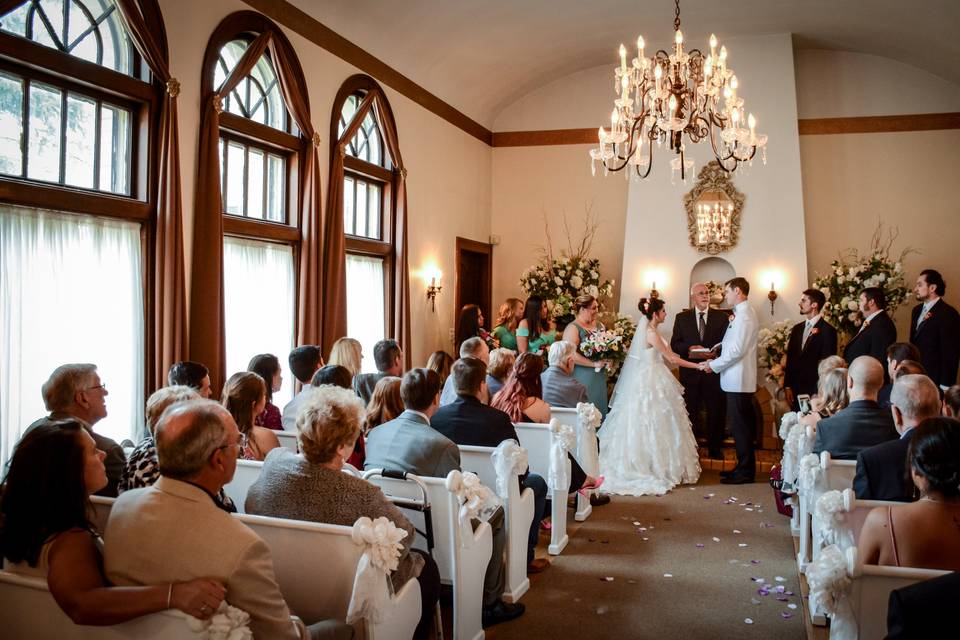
[689,257,736,308]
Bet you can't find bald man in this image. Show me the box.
[812,356,898,459]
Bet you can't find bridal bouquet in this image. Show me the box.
[579,326,625,375]
[758,320,794,387]
[478,327,499,351]
[812,225,912,338]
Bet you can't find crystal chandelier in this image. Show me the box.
[589,0,768,181]
[696,201,733,245]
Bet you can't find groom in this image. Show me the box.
[698,277,759,484]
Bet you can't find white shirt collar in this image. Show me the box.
[923,298,940,312]
[734,299,750,312]
[407,409,431,426]
[807,314,822,326]
[864,310,883,323]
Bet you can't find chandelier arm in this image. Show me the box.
[634,133,655,179]
[701,116,740,172]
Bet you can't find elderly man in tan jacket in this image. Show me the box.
[103,399,351,640]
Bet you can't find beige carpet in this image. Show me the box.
[486,470,805,640]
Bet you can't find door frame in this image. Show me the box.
[454,236,493,329]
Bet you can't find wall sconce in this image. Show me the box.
[643,268,667,300]
[650,280,660,300]
[426,270,442,312]
[767,282,778,316]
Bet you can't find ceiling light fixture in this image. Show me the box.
[590,0,767,182]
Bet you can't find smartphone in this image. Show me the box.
[798,394,811,414]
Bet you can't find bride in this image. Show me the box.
[599,297,702,495]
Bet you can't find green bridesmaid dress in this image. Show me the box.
[572,323,608,417]
[492,324,518,351]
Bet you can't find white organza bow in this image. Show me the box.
[346,516,408,624]
[815,490,855,551]
[782,422,806,487]
[805,544,857,640]
[798,453,822,509]
[491,440,528,498]
[576,403,601,476]
[779,411,799,441]
[548,419,576,492]
[446,470,499,548]
[186,603,253,640]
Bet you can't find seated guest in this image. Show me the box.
[541,341,589,408]
[431,358,550,572]
[426,350,455,387]
[312,364,353,389]
[491,297,525,352]
[809,355,846,413]
[363,376,403,433]
[245,386,440,640]
[121,385,199,492]
[167,360,212,398]
[248,354,284,430]
[328,337,363,379]
[222,372,280,461]
[854,374,941,501]
[104,400,350,639]
[455,304,484,354]
[516,295,556,355]
[885,572,960,639]
[944,385,960,417]
[312,364,364,468]
[354,339,403,404]
[281,345,324,430]
[364,369,524,627]
[812,356,898,459]
[439,337,490,406]
[1,419,226,624]
[486,348,516,398]
[27,364,124,497]
[858,417,960,571]
[798,367,849,429]
[879,343,923,408]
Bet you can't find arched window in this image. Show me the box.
[0,0,165,463]
[331,77,400,372]
[193,12,320,399]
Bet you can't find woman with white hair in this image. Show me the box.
[244,385,440,640]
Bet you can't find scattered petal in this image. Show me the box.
[750,598,761,605]
[602,576,614,582]
[696,543,705,548]
[788,603,798,610]
[597,606,609,615]
[728,559,739,564]
[745,508,754,512]
[775,576,786,582]
[733,529,742,534]
[663,573,673,578]
[775,586,786,594]
[712,537,721,542]
[785,591,794,596]
[627,579,637,585]
[750,559,761,565]
[781,612,793,619]
[744,618,754,625]
[776,596,789,602]
[642,537,649,541]
[633,521,641,526]
[708,493,716,497]
[738,543,749,547]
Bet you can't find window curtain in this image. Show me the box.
[191,16,322,391]
[327,83,412,368]
[112,0,187,392]
[346,254,386,374]
[0,205,145,465]
[223,237,295,408]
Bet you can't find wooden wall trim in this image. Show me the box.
[491,128,597,147]
[797,112,960,135]
[240,0,492,145]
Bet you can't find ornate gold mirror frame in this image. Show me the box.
[682,160,745,255]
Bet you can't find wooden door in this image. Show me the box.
[454,237,493,332]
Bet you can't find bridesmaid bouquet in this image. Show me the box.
[579,327,625,375]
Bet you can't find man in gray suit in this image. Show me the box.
[353,339,404,405]
[439,337,490,406]
[541,341,589,408]
[104,400,351,640]
[364,368,524,628]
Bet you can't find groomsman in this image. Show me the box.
[910,269,960,390]
[671,282,729,459]
[843,287,897,369]
[700,277,759,484]
[784,288,838,410]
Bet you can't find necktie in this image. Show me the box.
[801,320,812,348]
[698,312,706,342]
[917,303,931,329]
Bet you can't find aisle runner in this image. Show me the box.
[487,471,804,640]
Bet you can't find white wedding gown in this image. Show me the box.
[598,318,701,496]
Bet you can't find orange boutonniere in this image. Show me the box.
[810,327,820,336]
[923,311,933,322]
[863,319,871,329]
[728,313,735,323]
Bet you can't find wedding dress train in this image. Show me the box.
[598,318,701,496]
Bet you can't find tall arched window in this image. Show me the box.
[0,0,169,463]
[331,77,400,372]
[193,12,321,397]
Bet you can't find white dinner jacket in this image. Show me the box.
[708,299,759,393]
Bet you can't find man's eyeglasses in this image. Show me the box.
[219,433,248,453]
[86,383,107,392]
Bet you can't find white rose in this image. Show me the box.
[570,275,583,289]
[820,287,830,299]
[555,287,563,295]
[588,285,599,297]
[847,300,858,311]
[894,262,903,272]
[554,277,563,285]
[848,312,858,321]
[576,269,583,276]
[591,270,599,279]
[837,276,845,284]
[878,273,886,282]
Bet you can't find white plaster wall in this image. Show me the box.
[159,0,492,368]
[619,34,807,337]
[794,50,960,119]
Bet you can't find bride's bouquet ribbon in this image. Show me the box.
[346,516,408,624]
[548,419,576,492]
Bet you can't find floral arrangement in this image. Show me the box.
[758,319,794,387]
[478,327,499,351]
[704,280,725,304]
[519,208,615,318]
[812,226,912,338]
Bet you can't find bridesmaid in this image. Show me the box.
[562,294,609,417]
[492,297,524,351]
[454,304,484,353]
[517,296,557,355]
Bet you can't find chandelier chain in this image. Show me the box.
[674,0,681,33]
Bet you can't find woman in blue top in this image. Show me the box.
[562,294,610,417]
[516,295,557,355]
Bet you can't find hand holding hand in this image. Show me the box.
[171,578,227,620]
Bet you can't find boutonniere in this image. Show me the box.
[809,327,820,336]
[862,319,871,329]
[728,313,735,323]
[923,311,933,322]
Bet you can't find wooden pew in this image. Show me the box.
[458,444,534,602]
[513,422,570,555]
[364,470,490,640]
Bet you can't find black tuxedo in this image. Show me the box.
[843,311,897,367]
[886,572,960,639]
[784,317,838,406]
[853,428,917,502]
[671,307,730,453]
[811,399,898,460]
[910,298,960,388]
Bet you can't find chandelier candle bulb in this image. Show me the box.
[637,36,645,59]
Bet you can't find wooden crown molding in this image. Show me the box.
[797,112,960,135]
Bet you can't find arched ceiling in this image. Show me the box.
[288,0,960,128]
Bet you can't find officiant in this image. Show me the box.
[671,283,729,459]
